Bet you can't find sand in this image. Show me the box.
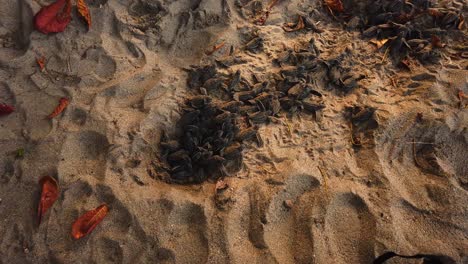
[0,0,467,263]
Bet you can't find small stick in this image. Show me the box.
[381,46,390,63]
[412,138,423,168]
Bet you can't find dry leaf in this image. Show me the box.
[324,0,344,13]
[37,56,46,71]
[431,35,445,48]
[370,38,389,49]
[76,0,91,30]
[71,204,109,240]
[34,0,72,34]
[37,176,59,225]
[205,42,226,55]
[282,16,305,32]
[0,104,15,116]
[48,97,69,119]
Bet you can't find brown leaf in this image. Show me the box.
[37,176,59,225]
[282,16,305,32]
[71,204,109,240]
[76,0,91,30]
[431,35,445,48]
[48,97,69,119]
[324,0,344,13]
[34,0,72,34]
[205,42,226,55]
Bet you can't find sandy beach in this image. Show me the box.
[0,0,467,263]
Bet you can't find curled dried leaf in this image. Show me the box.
[324,0,344,13]
[48,97,69,119]
[76,0,92,30]
[71,204,109,240]
[206,42,226,55]
[0,104,14,116]
[37,56,46,71]
[34,0,72,34]
[282,16,305,32]
[38,176,59,225]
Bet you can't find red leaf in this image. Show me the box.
[34,0,72,34]
[71,204,109,240]
[37,176,59,225]
[0,104,14,116]
[48,97,69,119]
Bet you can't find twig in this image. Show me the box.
[381,46,390,63]
[412,138,423,168]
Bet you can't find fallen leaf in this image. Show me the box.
[282,16,305,32]
[0,104,14,116]
[431,35,445,48]
[370,38,389,49]
[324,0,344,13]
[72,204,109,240]
[48,97,69,119]
[34,0,72,34]
[205,42,226,55]
[38,176,59,225]
[37,56,46,71]
[76,0,91,30]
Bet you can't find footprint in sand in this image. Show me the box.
[58,131,110,181]
[164,202,209,264]
[264,174,320,264]
[323,193,376,264]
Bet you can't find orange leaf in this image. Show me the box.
[76,0,91,30]
[37,176,59,225]
[48,97,69,119]
[324,0,344,13]
[37,56,46,71]
[71,204,109,239]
